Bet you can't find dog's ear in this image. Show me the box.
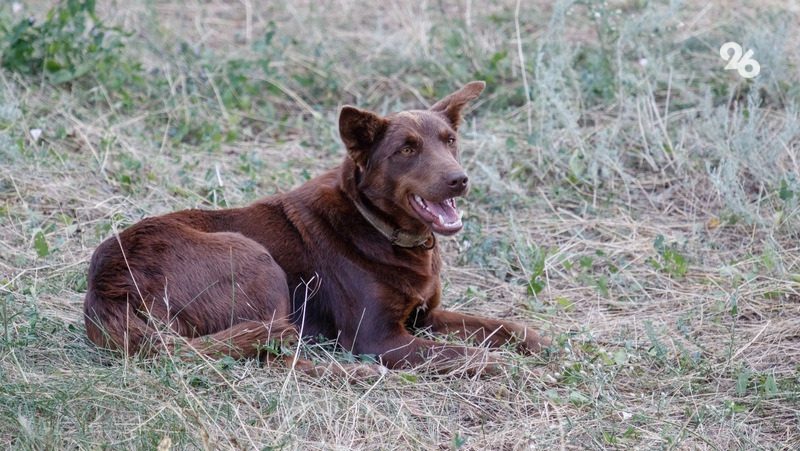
[339,106,389,166]
[429,81,485,130]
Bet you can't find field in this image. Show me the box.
[1,0,799,449]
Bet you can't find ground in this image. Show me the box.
[1,0,799,449]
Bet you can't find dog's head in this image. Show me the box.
[339,81,485,237]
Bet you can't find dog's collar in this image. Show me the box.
[352,198,435,249]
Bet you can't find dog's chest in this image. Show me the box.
[389,268,438,316]
[409,278,436,309]
[398,252,441,312]
[327,244,442,323]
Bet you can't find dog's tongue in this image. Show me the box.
[428,199,460,227]
[410,194,463,233]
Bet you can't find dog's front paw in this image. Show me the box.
[458,350,507,377]
[321,362,388,382]
[346,362,389,380]
[518,329,551,355]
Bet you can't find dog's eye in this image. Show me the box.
[400,146,416,155]
[446,137,456,146]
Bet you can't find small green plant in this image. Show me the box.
[565,251,618,298]
[526,244,547,296]
[32,230,49,258]
[778,178,795,202]
[451,432,467,449]
[644,320,667,361]
[735,366,751,396]
[648,235,688,278]
[0,0,140,89]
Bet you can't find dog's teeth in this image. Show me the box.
[438,214,444,224]
[443,218,462,227]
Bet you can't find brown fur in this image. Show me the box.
[84,81,549,375]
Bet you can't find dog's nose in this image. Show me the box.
[446,172,469,193]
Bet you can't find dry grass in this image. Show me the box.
[1,0,799,449]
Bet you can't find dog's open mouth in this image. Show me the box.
[409,194,463,235]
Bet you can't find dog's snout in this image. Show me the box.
[446,172,469,194]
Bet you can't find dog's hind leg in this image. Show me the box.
[83,295,295,360]
[171,317,297,360]
[85,289,384,379]
[182,318,385,379]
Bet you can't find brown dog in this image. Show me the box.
[84,81,549,375]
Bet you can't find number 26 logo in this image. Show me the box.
[719,42,760,79]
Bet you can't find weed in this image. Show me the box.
[649,234,688,278]
[0,0,142,105]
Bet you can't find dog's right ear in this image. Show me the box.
[339,106,389,167]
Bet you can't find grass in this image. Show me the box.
[1,0,800,449]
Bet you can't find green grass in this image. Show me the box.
[2,0,800,449]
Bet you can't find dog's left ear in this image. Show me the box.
[429,80,486,130]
